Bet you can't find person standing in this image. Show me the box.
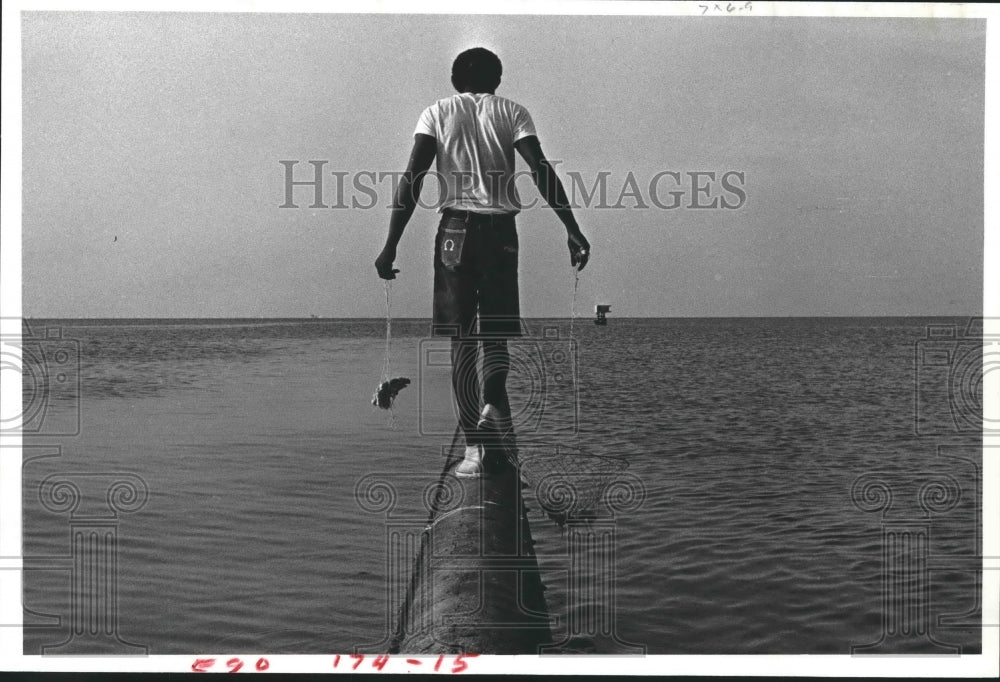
[375,47,590,477]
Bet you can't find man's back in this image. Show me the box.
[415,92,536,214]
[375,46,591,471]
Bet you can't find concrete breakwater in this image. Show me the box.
[389,447,552,654]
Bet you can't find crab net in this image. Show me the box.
[515,443,630,526]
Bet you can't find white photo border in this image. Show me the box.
[1,1,996,677]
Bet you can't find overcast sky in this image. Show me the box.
[20,12,984,317]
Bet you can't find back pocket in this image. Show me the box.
[439,226,466,270]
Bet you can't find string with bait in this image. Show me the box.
[569,265,580,339]
[500,263,629,529]
[371,280,410,418]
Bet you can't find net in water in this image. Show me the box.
[516,443,630,527]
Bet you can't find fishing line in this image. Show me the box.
[382,279,392,382]
[569,265,580,340]
[567,263,583,447]
[519,262,625,531]
[390,419,462,654]
[382,280,395,427]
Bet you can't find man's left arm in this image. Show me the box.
[375,133,437,280]
[514,135,590,270]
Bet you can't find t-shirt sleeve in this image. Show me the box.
[512,104,536,142]
[413,105,437,138]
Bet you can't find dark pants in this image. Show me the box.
[450,338,510,443]
[432,209,520,443]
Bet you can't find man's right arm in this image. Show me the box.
[514,135,590,270]
[375,133,437,279]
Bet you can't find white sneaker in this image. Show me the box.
[455,444,483,478]
[477,403,506,431]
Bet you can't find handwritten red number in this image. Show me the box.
[350,653,364,670]
[451,653,478,674]
[333,654,340,668]
[227,657,244,673]
[434,654,444,671]
[191,658,215,672]
[372,654,390,671]
[256,657,269,671]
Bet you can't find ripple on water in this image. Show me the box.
[21,318,982,654]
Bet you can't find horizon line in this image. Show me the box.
[18,313,981,321]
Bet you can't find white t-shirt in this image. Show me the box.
[414,93,536,214]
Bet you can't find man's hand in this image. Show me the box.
[375,246,399,280]
[568,230,590,271]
